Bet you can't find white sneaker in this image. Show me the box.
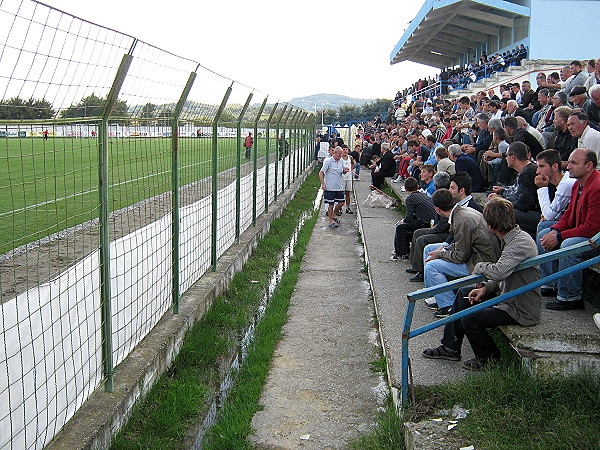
[424,297,437,307]
[594,313,600,330]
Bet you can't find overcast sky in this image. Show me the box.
[44,0,439,103]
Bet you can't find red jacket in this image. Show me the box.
[553,169,600,240]
[245,135,253,148]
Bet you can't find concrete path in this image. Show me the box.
[250,198,385,449]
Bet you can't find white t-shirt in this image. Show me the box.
[321,157,345,191]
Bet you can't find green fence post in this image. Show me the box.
[264,103,279,213]
[279,106,293,192]
[212,83,233,271]
[281,106,299,187]
[287,109,299,186]
[235,92,253,244]
[297,113,307,177]
[273,104,287,202]
[252,97,268,226]
[170,66,198,314]
[98,39,137,393]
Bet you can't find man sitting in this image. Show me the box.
[370,142,396,189]
[537,149,600,310]
[420,164,437,196]
[423,197,543,370]
[390,177,437,260]
[488,142,541,236]
[407,172,482,282]
[534,149,576,233]
[448,144,485,192]
[422,189,500,317]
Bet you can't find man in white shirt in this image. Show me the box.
[567,111,600,168]
[534,150,576,234]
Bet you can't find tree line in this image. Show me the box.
[320,98,392,126]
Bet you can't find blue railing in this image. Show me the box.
[400,232,600,407]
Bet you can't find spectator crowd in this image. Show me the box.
[317,55,600,369]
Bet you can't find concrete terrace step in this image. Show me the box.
[501,303,600,376]
[381,176,600,380]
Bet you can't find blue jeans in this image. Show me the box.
[423,243,470,308]
[536,228,600,302]
[354,162,360,180]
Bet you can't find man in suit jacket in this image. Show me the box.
[370,142,396,189]
[537,149,600,310]
[423,189,500,317]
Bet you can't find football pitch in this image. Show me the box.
[0,136,277,254]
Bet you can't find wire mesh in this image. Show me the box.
[0,1,314,448]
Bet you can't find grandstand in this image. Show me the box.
[390,0,600,100]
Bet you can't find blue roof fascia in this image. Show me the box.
[470,0,531,17]
[390,0,531,63]
[389,0,436,62]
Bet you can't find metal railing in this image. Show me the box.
[401,232,600,407]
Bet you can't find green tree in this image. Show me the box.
[61,93,129,118]
[140,102,156,119]
[0,96,55,120]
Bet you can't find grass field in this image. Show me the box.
[0,136,282,254]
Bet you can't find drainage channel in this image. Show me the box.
[190,188,324,449]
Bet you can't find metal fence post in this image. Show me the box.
[273,104,287,202]
[287,109,299,187]
[211,83,233,271]
[236,92,253,244]
[170,66,198,314]
[252,98,268,226]
[98,39,137,393]
[264,103,278,213]
[297,113,308,177]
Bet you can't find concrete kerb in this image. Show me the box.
[46,162,317,450]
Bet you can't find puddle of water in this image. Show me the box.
[191,189,321,449]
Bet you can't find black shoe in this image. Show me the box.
[545,300,585,311]
[461,357,498,371]
[434,306,452,318]
[409,272,424,282]
[345,208,354,214]
[405,268,419,274]
[338,209,343,215]
[422,345,460,361]
[541,287,557,297]
[398,254,409,260]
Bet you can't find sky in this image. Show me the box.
[45,0,440,103]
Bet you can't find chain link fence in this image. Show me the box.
[0,1,316,448]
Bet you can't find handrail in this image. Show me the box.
[400,231,600,407]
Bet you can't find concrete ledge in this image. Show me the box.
[46,163,316,450]
[501,301,600,376]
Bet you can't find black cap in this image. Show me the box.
[570,85,587,96]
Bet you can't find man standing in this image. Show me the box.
[244,132,253,159]
[423,197,543,370]
[320,146,348,228]
[422,189,499,317]
[567,111,600,167]
[537,149,600,310]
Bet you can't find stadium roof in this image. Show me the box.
[390,0,531,68]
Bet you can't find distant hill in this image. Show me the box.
[287,94,374,110]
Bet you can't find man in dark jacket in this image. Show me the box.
[488,142,540,236]
[505,116,543,159]
[448,144,485,192]
[370,142,396,189]
[391,177,437,260]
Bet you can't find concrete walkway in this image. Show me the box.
[250,198,384,449]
